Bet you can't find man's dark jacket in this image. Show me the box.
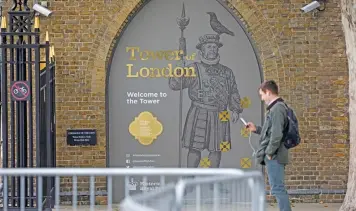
[254,98,289,165]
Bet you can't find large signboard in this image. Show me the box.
[107,0,263,202]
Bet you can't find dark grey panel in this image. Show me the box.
[107,0,263,202]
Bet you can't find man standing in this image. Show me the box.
[168,34,243,169]
[246,80,291,211]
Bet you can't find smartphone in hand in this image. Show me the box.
[240,117,247,126]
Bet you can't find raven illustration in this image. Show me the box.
[207,12,234,36]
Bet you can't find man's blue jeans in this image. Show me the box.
[265,157,291,211]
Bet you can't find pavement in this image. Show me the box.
[267,203,341,211]
[54,203,342,210]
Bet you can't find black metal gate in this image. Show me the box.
[0,0,56,210]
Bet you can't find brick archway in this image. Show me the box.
[100,0,284,201]
[87,0,284,93]
[94,0,284,154]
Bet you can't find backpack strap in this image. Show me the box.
[281,101,289,109]
[278,102,290,138]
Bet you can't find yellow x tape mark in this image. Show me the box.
[241,97,252,109]
[240,127,250,138]
[200,157,211,168]
[220,141,231,152]
[240,158,252,168]
[219,111,230,122]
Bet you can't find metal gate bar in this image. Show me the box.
[0,1,56,209]
[0,168,265,211]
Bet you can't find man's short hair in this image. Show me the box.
[259,80,279,95]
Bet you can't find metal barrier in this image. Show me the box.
[0,140,2,194]
[0,168,265,211]
[120,171,265,211]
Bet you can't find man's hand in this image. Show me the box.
[231,111,239,123]
[246,122,257,132]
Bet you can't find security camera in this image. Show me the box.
[300,1,321,13]
[33,3,52,17]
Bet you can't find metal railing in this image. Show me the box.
[0,140,2,194]
[121,171,265,211]
[0,168,265,211]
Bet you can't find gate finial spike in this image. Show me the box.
[1,16,7,29]
[50,46,53,58]
[45,31,49,42]
[52,46,55,57]
[34,16,39,29]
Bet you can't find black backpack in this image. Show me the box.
[283,103,301,149]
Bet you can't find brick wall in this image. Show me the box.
[1,0,349,203]
[233,0,349,203]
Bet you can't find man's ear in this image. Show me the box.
[266,90,271,96]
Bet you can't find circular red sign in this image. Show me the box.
[11,81,30,101]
